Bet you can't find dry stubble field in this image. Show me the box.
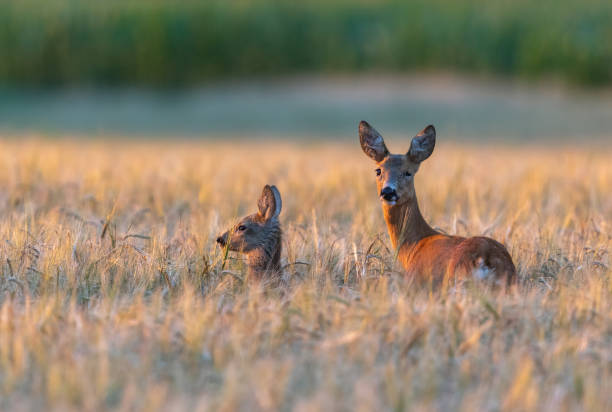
[0,137,610,411]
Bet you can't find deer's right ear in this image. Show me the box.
[359,121,389,162]
[258,185,282,221]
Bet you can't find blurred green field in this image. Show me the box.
[1,0,611,87]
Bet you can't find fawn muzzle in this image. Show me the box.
[216,234,227,247]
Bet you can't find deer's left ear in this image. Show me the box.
[258,185,282,221]
[408,125,436,163]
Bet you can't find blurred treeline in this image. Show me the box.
[1,0,611,87]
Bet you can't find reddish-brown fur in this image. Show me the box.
[360,121,516,287]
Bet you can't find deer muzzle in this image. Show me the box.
[380,186,399,203]
[216,233,227,247]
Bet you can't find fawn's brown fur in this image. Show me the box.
[216,185,283,280]
[359,121,516,287]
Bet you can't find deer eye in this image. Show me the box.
[375,168,381,176]
[238,225,247,231]
[405,171,412,177]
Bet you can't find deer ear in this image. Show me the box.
[258,185,282,221]
[408,125,436,163]
[359,121,389,162]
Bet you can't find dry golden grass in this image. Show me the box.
[0,137,610,411]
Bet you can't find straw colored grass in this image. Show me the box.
[0,137,609,411]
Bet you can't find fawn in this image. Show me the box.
[359,121,516,287]
[216,184,283,280]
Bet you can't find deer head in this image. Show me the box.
[359,121,436,206]
[216,185,283,277]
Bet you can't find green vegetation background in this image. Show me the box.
[1,0,611,87]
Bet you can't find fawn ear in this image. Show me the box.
[258,185,282,221]
[408,125,436,163]
[359,121,389,162]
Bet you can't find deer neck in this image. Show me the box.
[246,225,282,278]
[382,197,437,251]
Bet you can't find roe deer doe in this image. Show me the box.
[359,121,516,287]
[216,185,283,280]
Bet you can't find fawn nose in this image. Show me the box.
[216,236,226,246]
[380,186,398,202]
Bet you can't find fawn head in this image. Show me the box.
[359,121,436,206]
[216,185,282,253]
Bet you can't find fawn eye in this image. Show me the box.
[238,225,247,231]
[405,171,412,177]
[375,168,381,176]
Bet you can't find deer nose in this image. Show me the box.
[380,187,398,202]
[216,236,226,246]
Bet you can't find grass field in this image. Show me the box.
[0,137,610,411]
